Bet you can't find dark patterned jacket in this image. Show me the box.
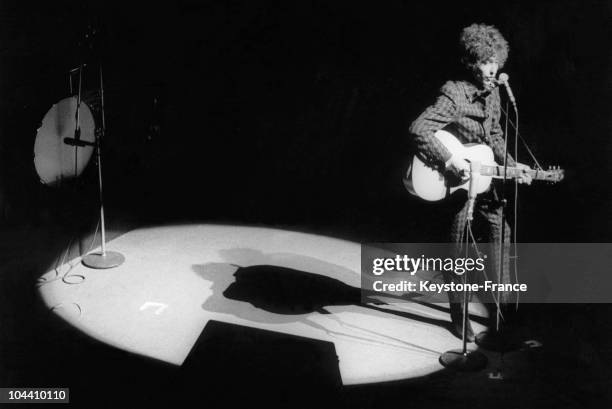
[409,80,515,169]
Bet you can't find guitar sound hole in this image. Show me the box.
[443,170,465,188]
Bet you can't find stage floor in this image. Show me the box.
[38,224,488,385]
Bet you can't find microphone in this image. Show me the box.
[64,129,93,147]
[64,137,93,147]
[498,73,517,107]
[69,64,87,73]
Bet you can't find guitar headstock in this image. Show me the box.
[543,165,565,183]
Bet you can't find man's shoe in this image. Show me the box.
[475,327,521,352]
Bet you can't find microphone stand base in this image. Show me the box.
[439,349,487,371]
[82,251,125,269]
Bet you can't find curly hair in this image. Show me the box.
[459,23,509,72]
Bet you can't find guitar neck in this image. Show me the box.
[481,165,522,179]
[480,165,560,182]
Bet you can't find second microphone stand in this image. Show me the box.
[81,66,125,269]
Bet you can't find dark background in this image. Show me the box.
[0,0,610,241]
[1,2,612,407]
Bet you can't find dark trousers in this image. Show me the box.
[446,189,513,309]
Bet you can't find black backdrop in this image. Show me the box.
[1,0,610,242]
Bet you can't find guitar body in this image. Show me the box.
[405,129,495,201]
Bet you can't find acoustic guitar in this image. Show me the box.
[404,129,564,201]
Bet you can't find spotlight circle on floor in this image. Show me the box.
[39,224,485,385]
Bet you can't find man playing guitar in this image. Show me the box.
[408,23,532,342]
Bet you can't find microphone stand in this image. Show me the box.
[82,66,125,269]
[475,89,521,352]
[440,162,487,371]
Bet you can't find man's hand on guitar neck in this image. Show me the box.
[516,162,533,185]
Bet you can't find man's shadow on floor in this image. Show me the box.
[193,249,465,336]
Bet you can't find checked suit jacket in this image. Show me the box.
[409,79,516,170]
